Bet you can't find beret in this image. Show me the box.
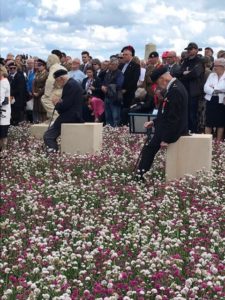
[37,58,46,66]
[53,69,68,79]
[150,66,168,82]
[121,45,135,56]
[149,51,159,58]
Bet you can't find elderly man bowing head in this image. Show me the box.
[136,66,188,181]
[43,69,84,153]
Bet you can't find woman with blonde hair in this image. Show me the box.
[204,58,225,141]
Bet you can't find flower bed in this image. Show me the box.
[1,124,225,300]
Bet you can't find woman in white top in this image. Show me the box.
[204,58,225,141]
[0,65,11,153]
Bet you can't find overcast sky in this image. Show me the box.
[0,0,225,61]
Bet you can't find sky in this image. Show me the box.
[0,0,225,61]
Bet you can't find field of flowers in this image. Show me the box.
[0,124,225,300]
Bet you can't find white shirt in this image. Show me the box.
[0,78,11,126]
[204,71,225,104]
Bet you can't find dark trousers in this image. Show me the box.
[11,106,25,126]
[43,123,61,151]
[188,96,200,133]
[137,134,161,177]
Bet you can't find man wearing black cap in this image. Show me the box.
[43,69,84,152]
[177,42,204,133]
[136,66,188,181]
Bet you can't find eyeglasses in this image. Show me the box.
[9,67,16,70]
[37,64,43,67]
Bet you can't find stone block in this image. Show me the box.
[165,134,212,181]
[61,123,103,155]
[30,123,49,139]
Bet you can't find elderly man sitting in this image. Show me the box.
[43,69,84,153]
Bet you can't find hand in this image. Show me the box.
[101,86,107,93]
[144,121,154,129]
[183,71,190,75]
[90,86,95,90]
[33,92,38,97]
[122,89,126,94]
[160,141,169,148]
[52,96,61,105]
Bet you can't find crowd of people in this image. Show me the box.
[0,43,225,156]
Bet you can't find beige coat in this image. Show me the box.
[41,54,67,119]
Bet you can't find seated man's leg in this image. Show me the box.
[136,134,161,178]
[43,123,61,151]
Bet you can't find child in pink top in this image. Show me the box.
[87,95,104,122]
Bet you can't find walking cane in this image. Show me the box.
[48,107,56,130]
[132,128,152,175]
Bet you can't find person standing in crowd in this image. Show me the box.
[41,54,67,123]
[82,66,102,121]
[198,56,212,132]
[204,47,214,66]
[136,66,188,181]
[143,51,162,109]
[204,58,225,142]
[68,58,86,84]
[80,51,91,74]
[166,51,181,77]
[178,42,205,133]
[32,59,48,123]
[120,45,140,125]
[43,69,84,153]
[26,58,35,123]
[81,66,102,98]
[8,62,27,126]
[101,57,124,127]
[0,65,11,156]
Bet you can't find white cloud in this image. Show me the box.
[88,0,102,10]
[40,0,80,17]
[0,0,225,59]
[208,36,225,47]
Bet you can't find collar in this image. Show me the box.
[167,77,177,92]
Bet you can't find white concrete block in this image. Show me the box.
[61,123,103,155]
[30,123,49,139]
[166,134,212,182]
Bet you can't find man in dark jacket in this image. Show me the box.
[43,69,83,152]
[136,66,188,181]
[178,42,204,133]
[8,62,27,125]
[120,46,140,125]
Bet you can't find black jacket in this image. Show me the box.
[178,56,204,97]
[9,71,27,108]
[154,79,188,143]
[54,78,83,128]
[120,61,140,107]
[81,76,103,99]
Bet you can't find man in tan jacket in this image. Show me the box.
[41,54,67,122]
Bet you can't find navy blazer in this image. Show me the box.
[120,60,140,107]
[54,78,83,128]
[154,79,188,143]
